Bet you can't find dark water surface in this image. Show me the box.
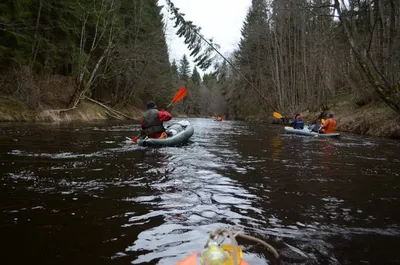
[1,118,400,265]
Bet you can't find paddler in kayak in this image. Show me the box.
[291,113,304,129]
[308,121,322,132]
[319,113,337,134]
[140,101,172,139]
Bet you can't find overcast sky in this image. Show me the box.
[159,0,252,74]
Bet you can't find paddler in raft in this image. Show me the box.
[308,121,322,132]
[319,113,337,134]
[139,101,172,139]
[290,113,304,129]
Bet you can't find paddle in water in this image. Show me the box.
[313,119,326,137]
[131,87,188,143]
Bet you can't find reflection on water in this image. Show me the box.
[271,136,282,159]
[318,139,336,177]
[1,118,400,265]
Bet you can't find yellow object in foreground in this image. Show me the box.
[176,242,246,265]
[199,242,244,265]
[175,226,278,265]
[200,241,229,265]
[220,244,243,265]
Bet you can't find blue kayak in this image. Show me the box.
[284,126,340,138]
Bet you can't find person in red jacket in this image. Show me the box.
[320,113,337,134]
[140,101,172,139]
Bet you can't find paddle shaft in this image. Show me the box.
[165,102,174,110]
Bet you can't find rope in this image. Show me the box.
[236,233,279,259]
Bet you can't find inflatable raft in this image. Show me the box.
[284,126,340,138]
[137,120,194,147]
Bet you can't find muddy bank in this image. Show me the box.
[266,101,400,138]
[0,97,142,123]
[0,97,192,124]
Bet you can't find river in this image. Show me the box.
[1,118,399,265]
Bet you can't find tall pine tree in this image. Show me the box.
[234,0,271,119]
[178,54,191,82]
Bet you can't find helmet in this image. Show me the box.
[327,113,333,118]
[146,101,157,109]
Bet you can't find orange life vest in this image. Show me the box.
[321,118,336,134]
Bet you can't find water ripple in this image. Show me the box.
[1,118,400,265]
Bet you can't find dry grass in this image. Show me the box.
[113,103,142,121]
[37,101,110,123]
[0,97,35,121]
[0,68,144,123]
[38,75,75,108]
[0,97,143,123]
[0,66,75,111]
[255,96,400,138]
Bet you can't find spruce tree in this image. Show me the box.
[178,54,191,82]
[234,0,271,118]
[191,67,201,85]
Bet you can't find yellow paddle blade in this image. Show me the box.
[273,112,283,119]
[321,119,325,124]
[221,244,243,265]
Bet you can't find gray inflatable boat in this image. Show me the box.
[138,120,194,147]
[284,126,340,138]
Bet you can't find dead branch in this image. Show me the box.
[85,96,133,119]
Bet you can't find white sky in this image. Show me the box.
[159,0,252,74]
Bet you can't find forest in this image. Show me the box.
[0,0,399,135]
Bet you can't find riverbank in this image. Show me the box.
[0,96,192,124]
[1,96,400,138]
[305,102,400,138]
[0,96,143,123]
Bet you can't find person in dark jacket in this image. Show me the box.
[140,101,172,139]
[292,113,304,129]
[308,121,322,132]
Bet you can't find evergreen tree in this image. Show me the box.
[164,0,219,71]
[178,54,191,82]
[191,67,201,85]
[188,67,201,114]
[234,0,271,118]
[169,59,180,96]
[0,0,176,110]
[202,73,215,86]
[171,60,179,77]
